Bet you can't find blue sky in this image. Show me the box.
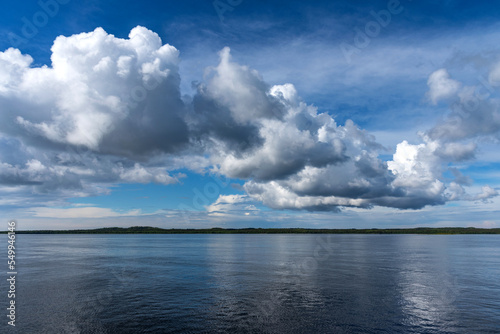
[1,0,499,229]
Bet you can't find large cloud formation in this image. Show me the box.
[0,26,498,213]
[0,27,186,206]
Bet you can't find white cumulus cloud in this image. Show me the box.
[0,26,498,217]
[427,68,461,104]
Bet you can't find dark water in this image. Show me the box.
[3,234,500,333]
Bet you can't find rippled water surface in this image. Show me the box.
[4,234,500,333]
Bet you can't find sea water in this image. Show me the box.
[4,234,500,333]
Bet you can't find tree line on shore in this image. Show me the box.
[6,226,500,234]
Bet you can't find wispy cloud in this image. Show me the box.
[31,206,142,219]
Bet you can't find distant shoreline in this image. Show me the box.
[3,226,500,234]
